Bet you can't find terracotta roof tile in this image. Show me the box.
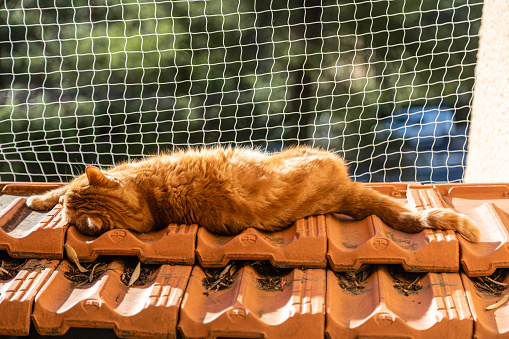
[196,215,327,268]
[326,266,473,338]
[327,184,459,272]
[179,265,326,338]
[0,182,65,195]
[66,223,198,264]
[32,259,191,337]
[327,214,459,272]
[461,270,509,338]
[0,197,66,259]
[0,259,59,336]
[433,184,509,276]
[0,181,508,338]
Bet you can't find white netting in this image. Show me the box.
[0,0,483,183]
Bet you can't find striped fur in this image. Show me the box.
[26,146,480,242]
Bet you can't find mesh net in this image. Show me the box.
[0,0,483,183]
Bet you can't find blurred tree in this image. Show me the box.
[0,0,483,181]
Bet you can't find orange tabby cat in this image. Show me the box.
[26,146,480,242]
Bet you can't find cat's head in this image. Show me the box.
[61,166,152,236]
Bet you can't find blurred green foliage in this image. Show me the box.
[0,0,483,181]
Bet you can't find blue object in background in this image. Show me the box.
[371,106,469,183]
[374,106,457,150]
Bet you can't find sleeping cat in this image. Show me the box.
[26,146,480,242]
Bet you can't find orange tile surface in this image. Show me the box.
[326,266,473,338]
[0,259,59,336]
[66,223,198,264]
[32,259,192,338]
[1,181,509,338]
[364,182,421,200]
[433,184,509,276]
[0,196,66,259]
[461,271,509,338]
[196,215,327,268]
[179,265,326,339]
[0,182,65,195]
[327,184,459,272]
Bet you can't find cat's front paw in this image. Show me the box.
[26,195,57,211]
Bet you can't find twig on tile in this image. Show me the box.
[475,277,496,293]
[202,261,243,293]
[65,261,109,286]
[89,263,100,283]
[336,265,373,295]
[0,257,27,280]
[206,263,234,291]
[388,266,424,296]
[407,275,421,290]
[0,266,9,276]
[485,276,509,287]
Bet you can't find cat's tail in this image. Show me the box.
[338,182,481,242]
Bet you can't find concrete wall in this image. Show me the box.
[465,0,509,182]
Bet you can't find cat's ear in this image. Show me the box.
[85,166,110,187]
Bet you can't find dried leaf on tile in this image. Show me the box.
[64,261,109,286]
[203,262,237,292]
[486,294,509,311]
[121,260,157,287]
[202,260,293,293]
[335,265,373,295]
[387,265,425,296]
[89,263,101,283]
[65,244,88,273]
[128,261,141,286]
[251,260,292,291]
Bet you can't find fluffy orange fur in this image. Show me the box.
[26,146,481,242]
